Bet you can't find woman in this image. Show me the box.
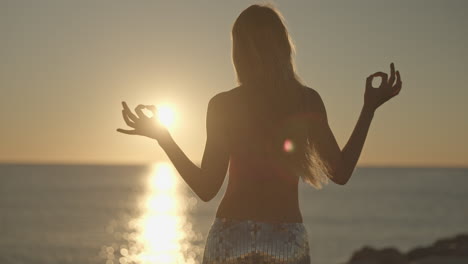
[117,4,402,264]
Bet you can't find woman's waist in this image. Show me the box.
[212,216,305,228]
[216,194,303,223]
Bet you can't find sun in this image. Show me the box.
[157,105,176,128]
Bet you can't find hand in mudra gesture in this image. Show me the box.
[117,102,170,142]
[365,63,403,112]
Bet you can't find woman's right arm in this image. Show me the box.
[311,63,402,185]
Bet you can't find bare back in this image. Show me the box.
[215,84,323,223]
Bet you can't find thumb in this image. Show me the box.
[366,75,374,89]
[145,105,157,116]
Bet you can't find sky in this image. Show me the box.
[1,0,467,167]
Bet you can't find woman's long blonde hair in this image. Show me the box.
[231,4,333,189]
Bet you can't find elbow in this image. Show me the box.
[199,194,214,202]
[197,189,217,202]
[333,175,349,185]
[330,165,350,185]
[332,163,353,185]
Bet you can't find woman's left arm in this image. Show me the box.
[117,94,230,202]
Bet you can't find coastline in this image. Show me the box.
[343,233,468,264]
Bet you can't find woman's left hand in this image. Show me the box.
[364,63,403,112]
[117,102,170,142]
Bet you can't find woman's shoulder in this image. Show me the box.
[299,84,319,97]
[298,85,327,114]
[209,84,323,106]
[207,86,243,113]
[209,86,244,103]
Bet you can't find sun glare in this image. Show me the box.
[116,162,200,264]
[157,105,176,128]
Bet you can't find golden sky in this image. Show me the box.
[1,0,467,167]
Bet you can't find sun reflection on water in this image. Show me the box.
[138,162,200,264]
[102,162,200,264]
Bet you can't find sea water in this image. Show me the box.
[0,164,467,264]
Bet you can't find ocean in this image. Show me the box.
[0,164,467,264]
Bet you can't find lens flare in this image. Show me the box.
[283,139,295,153]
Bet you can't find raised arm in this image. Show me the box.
[117,93,230,201]
[310,63,402,185]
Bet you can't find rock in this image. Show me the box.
[407,234,468,261]
[347,246,408,264]
[344,233,468,264]
[409,256,468,264]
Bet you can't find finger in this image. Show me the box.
[135,104,148,119]
[394,71,402,88]
[145,105,157,119]
[392,70,402,95]
[116,128,138,135]
[122,101,138,122]
[396,70,402,84]
[145,105,157,115]
[370,71,388,80]
[392,86,401,97]
[122,101,132,111]
[122,110,135,127]
[366,74,375,89]
[370,72,388,88]
[388,63,396,87]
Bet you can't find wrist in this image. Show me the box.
[156,132,174,149]
[362,104,376,117]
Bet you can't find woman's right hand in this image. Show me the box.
[117,102,171,144]
[364,63,402,112]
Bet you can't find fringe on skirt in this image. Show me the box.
[202,217,311,264]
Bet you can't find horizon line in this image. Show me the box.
[1,160,467,169]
